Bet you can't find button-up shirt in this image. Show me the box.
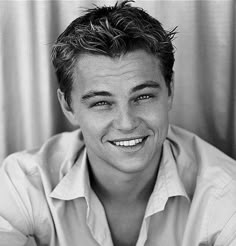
[0,125,236,246]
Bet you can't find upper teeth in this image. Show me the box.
[113,138,143,147]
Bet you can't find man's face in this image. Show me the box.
[60,50,173,175]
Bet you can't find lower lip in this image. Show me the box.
[110,137,148,153]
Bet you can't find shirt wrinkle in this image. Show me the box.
[215,212,236,245]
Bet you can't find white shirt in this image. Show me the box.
[0,125,236,246]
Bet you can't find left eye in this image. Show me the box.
[135,94,153,102]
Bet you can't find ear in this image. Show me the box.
[57,89,79,126]
[168,81,174,111]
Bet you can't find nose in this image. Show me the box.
[113,105,139,132]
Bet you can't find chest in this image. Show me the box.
[104,204,146,246]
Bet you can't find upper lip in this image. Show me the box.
[109,136,147,142]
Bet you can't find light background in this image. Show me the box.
[0,0,235,163]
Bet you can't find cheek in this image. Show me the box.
[77,111,111,141]
[137,102,169,125]
[137,103,169,142]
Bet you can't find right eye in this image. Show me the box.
[90,101,112,109]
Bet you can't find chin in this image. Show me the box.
[108,155,152,174]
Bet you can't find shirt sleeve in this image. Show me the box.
[214,212,236,246]
[0,154,40,246]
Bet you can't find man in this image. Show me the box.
[0,1,236,246]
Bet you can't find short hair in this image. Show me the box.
[51,0,177,107]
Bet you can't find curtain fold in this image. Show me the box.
[0,0,235,162]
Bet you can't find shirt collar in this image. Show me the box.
[145,140,190,218]
[50,147,91,201]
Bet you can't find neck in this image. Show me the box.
[88,152,162,205]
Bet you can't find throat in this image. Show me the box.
[89,160,159,205]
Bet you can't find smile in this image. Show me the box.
[111,137,146,147]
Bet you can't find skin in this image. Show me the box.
[58,49,174,245]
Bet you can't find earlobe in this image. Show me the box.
[57,89,78,125]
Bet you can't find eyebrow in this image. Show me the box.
[81,91,112,102]
[81,80,161,102]
[130,80,161,93]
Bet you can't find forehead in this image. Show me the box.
[72,50,164,91]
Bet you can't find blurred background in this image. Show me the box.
[0,0,235,163]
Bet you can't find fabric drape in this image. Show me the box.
[0,0,235,162]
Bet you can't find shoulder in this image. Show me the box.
[167,124,236,184]
[1,129,85,189]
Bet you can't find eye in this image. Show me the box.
[135,94,154,102]
[90,100,112,109]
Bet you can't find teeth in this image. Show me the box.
[113,138,144,147]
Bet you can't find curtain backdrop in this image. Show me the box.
[0,0,235,163]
